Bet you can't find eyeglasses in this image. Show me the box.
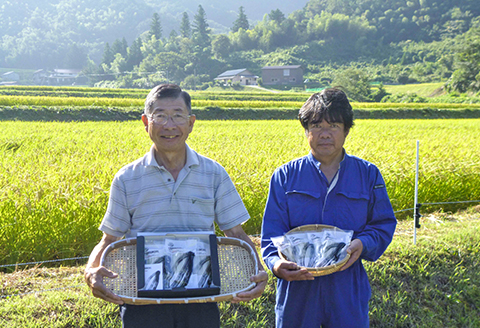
[148,113,191,125]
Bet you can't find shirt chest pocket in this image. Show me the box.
[184,197,215,219]
[334,190,369,230]
[285,190,322,227]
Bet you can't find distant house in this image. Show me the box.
[46,69,87,85]
[214,68,258,86]
[1,71,20,82]
[261,65,303,86]
[32,69,48,84]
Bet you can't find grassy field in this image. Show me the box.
[1,209,479,327]
[1,119,479,266]
[0,85,479,327]
[382,82,445,97]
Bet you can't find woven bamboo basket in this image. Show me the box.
[278,224,351,277]
[100,236,258,305]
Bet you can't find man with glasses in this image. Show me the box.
[85,84,267,328]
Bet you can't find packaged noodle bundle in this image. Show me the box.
[142,237,216,292]
[272,225,353,273]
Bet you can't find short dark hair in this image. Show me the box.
[298,88,354,131]
[144,84,192,115]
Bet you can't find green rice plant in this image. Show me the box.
[0,95,144,107]
[0,119,479,266]
[0,85,147,94]
[351,102,480,109]
[0,95,304,109]
[4,94,480,111]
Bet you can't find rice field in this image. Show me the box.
[3,94,480,110]
[1,119,479,266]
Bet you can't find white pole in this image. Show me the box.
[413,140,419,245]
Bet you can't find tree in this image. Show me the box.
[332,68,373,102]
[232,6,249,32]
[126,37,143,71]
[111,53,128,75]
[64,43,87,69]
[149,13,162,40]
[180,12,191,38]
[193,5,210,48]
[142,33,163,59]
[445,24,480,93]
[101,42,114,66]
[269,9,285,24]
[231,28,255,51]
[82,58,103,86]
[111,38,128,57]
[121,37,129,56]
[165,30,179,52]
[138,51,187,84]
[169,30,178,40]
[212,35,231,59]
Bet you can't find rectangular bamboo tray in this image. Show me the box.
[100,236,258,305]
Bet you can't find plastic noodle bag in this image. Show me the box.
[166,238,197,289]
[307,232,325,267]
[145,239,167,265]
[271,235,295,262]
[192,240,212,288]
[313,229,353,267]
[286,233,312,267]
[143,241,171,290]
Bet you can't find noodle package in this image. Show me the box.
[137,233,220,298]
[272,226,353,270]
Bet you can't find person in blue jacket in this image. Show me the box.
[261,88,397,328]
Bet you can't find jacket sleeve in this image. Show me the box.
[356,167,397,262]
[261,167,292,272]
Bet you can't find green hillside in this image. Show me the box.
[1,0,479,100]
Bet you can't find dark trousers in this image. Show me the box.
[120,303,220,328]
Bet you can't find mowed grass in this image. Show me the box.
[1,119,480,266]
[382,82,445,97]
[1,209,479,327]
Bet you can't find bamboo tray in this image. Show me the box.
[279,224,351,277]
[100,236,258,305]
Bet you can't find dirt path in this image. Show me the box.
[245,85,280,93]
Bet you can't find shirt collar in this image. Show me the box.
[307,149,347,169]
[184,144,199,168]
[144,143,200,169]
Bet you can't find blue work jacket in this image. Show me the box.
[261,151,397,328]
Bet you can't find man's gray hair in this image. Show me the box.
[144,84,192,115]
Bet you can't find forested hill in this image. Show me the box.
[0,0,307,67]
[1,0,479,98]
[301,0,479,43]
[1,0,478,69]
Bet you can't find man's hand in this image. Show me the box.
[273,259,315,281]
[231,270,268,303]
[84,233,124,305]
[85,265,124,305]
[339,238,363,271]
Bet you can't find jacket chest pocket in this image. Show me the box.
[334,190,369,231]
[285,190,322,227]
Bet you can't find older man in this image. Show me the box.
[85,84,267,328]
[261,88,396,328]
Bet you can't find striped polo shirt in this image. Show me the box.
[99,144,250,238]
